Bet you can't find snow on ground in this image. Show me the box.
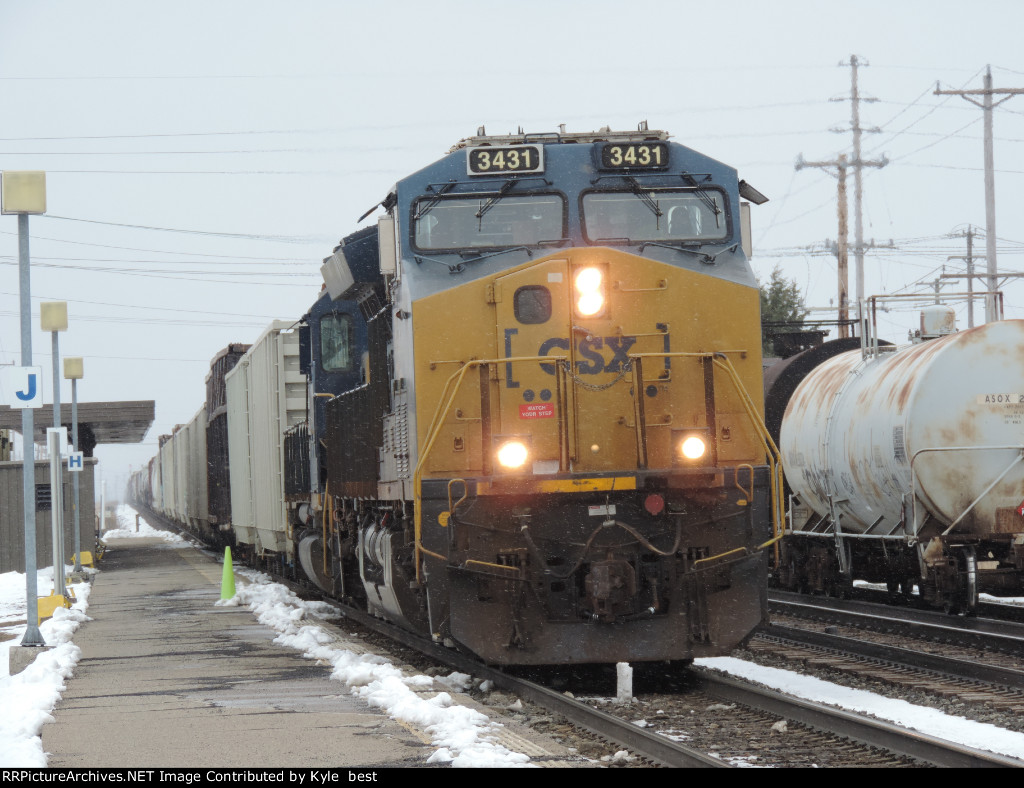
[100,506,189,546]
[3,505,1024,767]
[0,566,92,767]
[218,569,533,767]
[695,656,1024,760]
[853,578,1024,608]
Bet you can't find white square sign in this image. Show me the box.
[46,427,68,456]
[0,366,43,408]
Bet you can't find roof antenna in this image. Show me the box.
[558,123,566,134]
[477,125,486,136]
[638,120,648,131]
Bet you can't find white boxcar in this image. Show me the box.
[183,405,209,533]
[225,321,304,556]
[172,424,188,524]
[158,433,177,520]
[149,451,163,514]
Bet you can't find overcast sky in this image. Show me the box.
[2,0,1024,491]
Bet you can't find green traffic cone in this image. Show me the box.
[221,546,236,600]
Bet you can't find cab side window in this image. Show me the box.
[321,313,354,373]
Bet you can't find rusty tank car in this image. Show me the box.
[773,314,1024,613]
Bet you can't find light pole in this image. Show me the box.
[2,170,47,650]
[41,302,69,602]
[64,357,84,576]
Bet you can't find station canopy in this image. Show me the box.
[0,401,155,454]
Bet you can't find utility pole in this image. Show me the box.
[796,154,849,336]
[832,55,889,334]
[946,226,980,328]
[929,270,957,304]
[936,65,1024,323]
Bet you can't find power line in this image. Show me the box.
[0,309,267,328]
[0,254,309,267]
[41,214,312,243]
[0,258,314,276]
[0,259,318,286]
[0,227,311,259]
[0,289,288,319]
[27,168,397,177]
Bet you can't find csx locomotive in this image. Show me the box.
[130,125,781,665]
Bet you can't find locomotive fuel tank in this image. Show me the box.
[781,320,1024,538]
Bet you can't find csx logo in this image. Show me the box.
[537,335,636,375]
[503,329,665,388]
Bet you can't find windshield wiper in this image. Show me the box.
[414,181,456,220]
[415,245,534,274]
[639,241,738,265]
[626,177,662,219]
[475,178,518,222]
[678,174,724,223]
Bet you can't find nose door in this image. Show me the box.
[493,259,572,474]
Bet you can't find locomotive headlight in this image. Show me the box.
[673,428,714,466]
[496,439,529,470]
[574,266,606,316]
[680,436,707,460]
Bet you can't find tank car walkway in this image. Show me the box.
[39,538,570,768]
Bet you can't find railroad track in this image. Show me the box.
[769,590,1024,656]
[752,623,1024,712]
[333,597,1024,767]
[837,583,1024,626]
[118,512,1023,767]
[311,585,1021,767]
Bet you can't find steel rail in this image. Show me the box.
[760,622,1024,691]
[141,505,1021,767]
[770,590,1024,656]
[321,598,730,768]
[693,668,1024,768]
[134,504,728,766]
[315,577,1024,768]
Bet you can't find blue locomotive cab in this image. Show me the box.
[299,291,366,489]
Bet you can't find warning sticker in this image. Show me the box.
[519,403,555,419]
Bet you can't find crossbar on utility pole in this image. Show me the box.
[935,66,1024,323]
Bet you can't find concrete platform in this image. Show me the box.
[41,538,575,768]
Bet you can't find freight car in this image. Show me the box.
[131,125,782,666]
[127,344,248,548]
[771,307,1024,614]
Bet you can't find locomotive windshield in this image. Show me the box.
[413,194,564,251]
[583,189,728,244]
